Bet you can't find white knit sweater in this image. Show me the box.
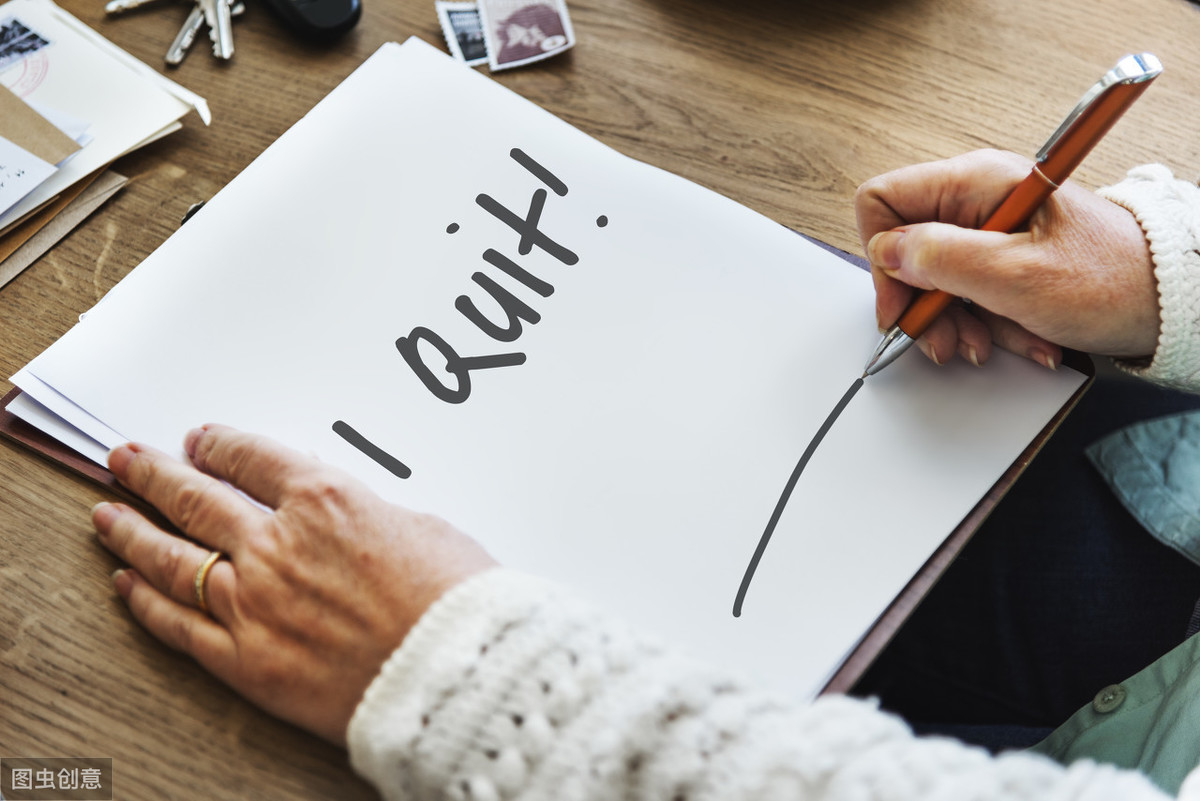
[347,166,1200,801]
[1100,165,1200,388]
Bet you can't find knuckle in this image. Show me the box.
[972,147,1006,163]
[220,438,256,483]
[165,613,197,652]
[242,534,296,584]
[241,522,301,579]
[125,450,163,495]
[241,530,279,563]
[905,230,940,271]
[966,147,1020,170]
[170,480,223,533]
[287,472,352,514]
[103,507,137,550]
[853,178,879,205]
[854,174,893,212]
[193,427,253,481]
[980,149,1032,182]
[153,539,194,590]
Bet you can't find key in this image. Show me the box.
[197,0,234,59]
[166,0,243,65]
[165,4,203,65]
[212,0,235,59]
[105,0,166,14]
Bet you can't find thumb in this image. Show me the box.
[867,222,1036,308]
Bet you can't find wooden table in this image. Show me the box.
[4,0,1200,797]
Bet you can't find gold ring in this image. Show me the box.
[194,550,224,613]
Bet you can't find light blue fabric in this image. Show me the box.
[1087,411,1200,564]
[1027,410,1200,795]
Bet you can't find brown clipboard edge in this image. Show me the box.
[0,385,138,505]
[820,348,1096,694]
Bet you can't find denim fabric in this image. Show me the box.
[852,376,1200,753]
[992,409,1200,794]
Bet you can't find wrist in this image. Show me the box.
[1099,165,1200,388]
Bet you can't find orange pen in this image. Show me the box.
[862,53,1163,377]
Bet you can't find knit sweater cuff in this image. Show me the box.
[1097,164,1200,390]
[346,567,556,798]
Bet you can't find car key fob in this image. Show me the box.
[263,0,361,40]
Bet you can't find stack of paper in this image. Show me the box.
[4,39,1087,697]
[0,0,208,287]
[0,82,84,218]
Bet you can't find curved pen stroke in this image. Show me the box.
[733,377,864,617]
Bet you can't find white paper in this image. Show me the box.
[10,368,125,459]
[0,0,206,231]
[12,39,1087,698]
[6,391,108,463]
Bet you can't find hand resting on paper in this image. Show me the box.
[91,424,496,745]
[856,148,1160,369]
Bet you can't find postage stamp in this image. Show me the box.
[436,1,488,67]
[0,16,50,75]
[476,0,574,72]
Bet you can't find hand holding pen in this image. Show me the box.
[859,54,1162,376]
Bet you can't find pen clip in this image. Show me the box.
[1035,53,1163,162]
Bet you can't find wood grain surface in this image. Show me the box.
[4,0,1200,797]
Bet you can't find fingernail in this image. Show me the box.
[1030,349,1057,370]
[875,304,892,335]
[91,501,120,533]
[868,230,905,270]
[921,340,943,365]
[967,345,981,368]
[107,443,140,476]
[184,428,204,459]
[111,568,133,598]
